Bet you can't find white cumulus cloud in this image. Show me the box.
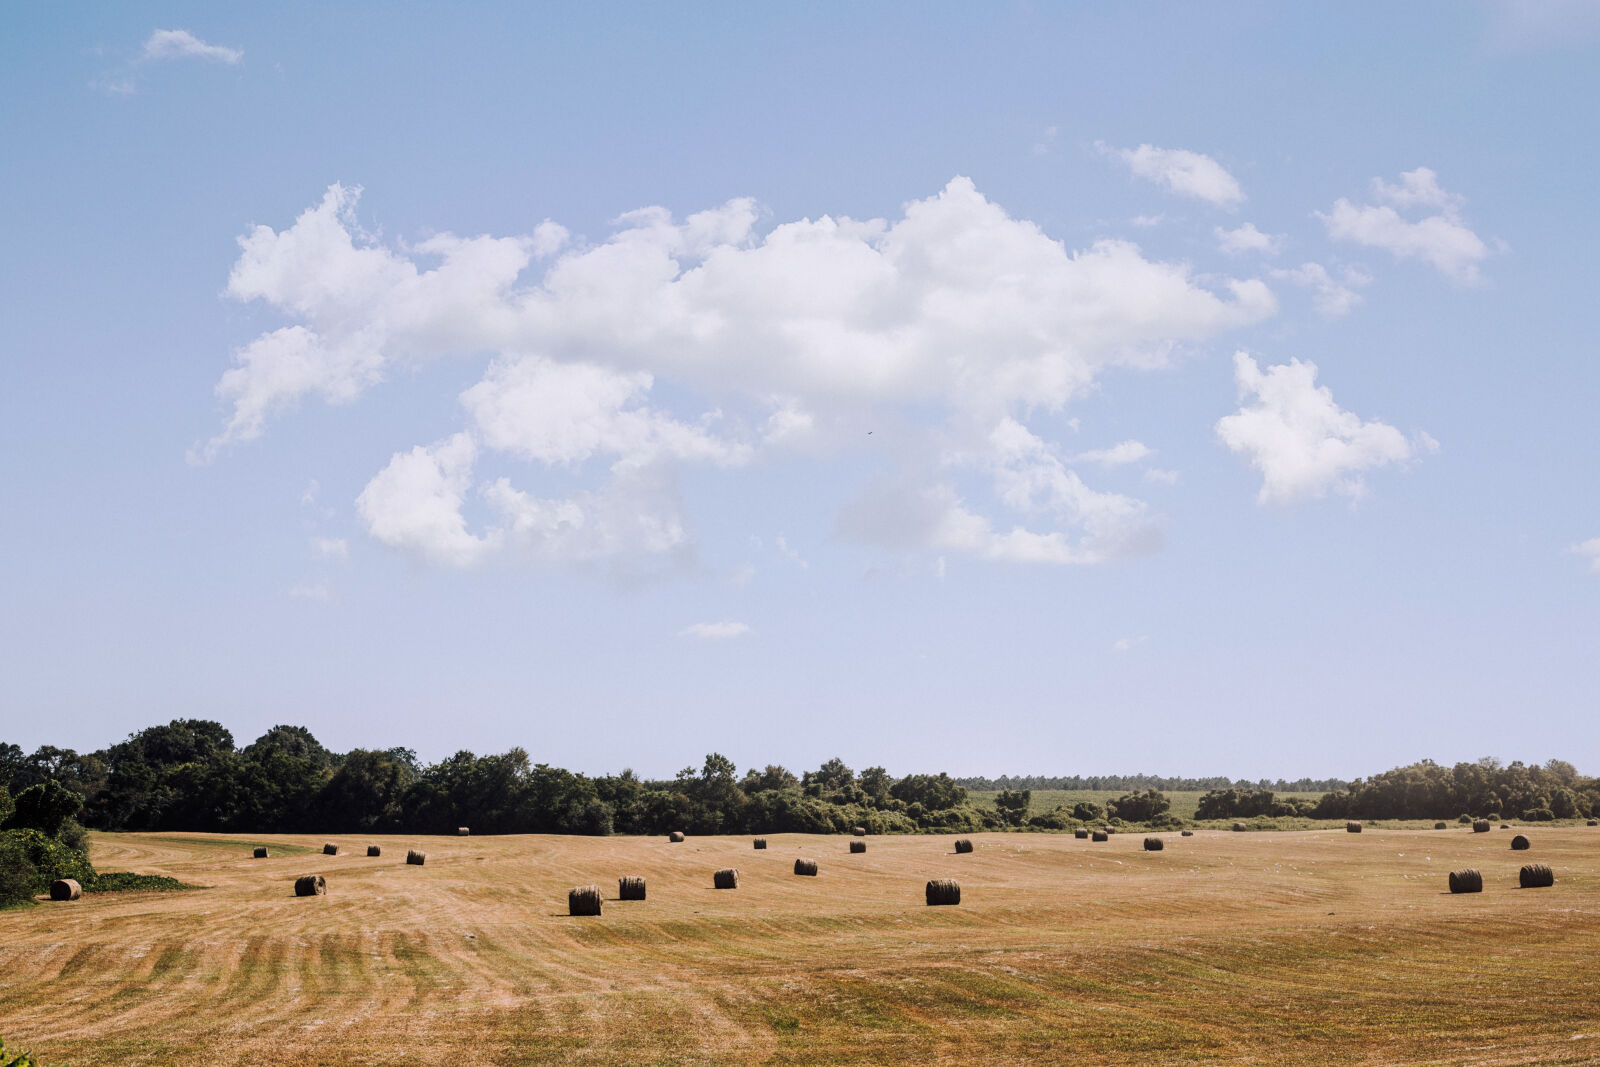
[1216,352,1426,505]
[210,178,1277,568]
[355,433,492,567]
[1572,539,1600,575]
[1101,143,1244,206]
[143,29,243,64]
[1318,168,1489,282]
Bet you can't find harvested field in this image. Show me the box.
[3,827,1600,1065]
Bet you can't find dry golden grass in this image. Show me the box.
[4,827,1600,1065]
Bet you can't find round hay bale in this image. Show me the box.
[618,876,646,901]
[669,831,685,843]
[1472,819,1491,833]
[953,838,974,854]
[925,878,961,906]
[1500,824,1510,830]
[1433,822,1447,830]
[793,858,818,876]
[406,849,426,866]
[851,826,867,837]
[322,843,338,856]
[1143,837,1164,851]
[849,840,866,854]
[568,885,602,915]
[1102,826,1115,835]
[1448,868,1483,894]
[753,837,767,849]
[294,874,326,897]
[1180,829,1194,837]
[1073,828,1089,839]
[713,868,739,889]
[1588,819,1598,826]
[253,846,268,858]
[1091,831,1109,842]
[1232,822,1247,832]
[367,845,381,857]
[1519,863,1554,889]
[1346,821,1362,833]
[49,878,81,901]
[1510,834,1530,851]
[457,827,470,837]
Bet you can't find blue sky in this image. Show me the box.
[3,3,1598,780]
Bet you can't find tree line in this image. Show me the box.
[0,720,1000,838]
[3,722,1596,844]
[956,773,1350,793]
[1193,757,1597,822]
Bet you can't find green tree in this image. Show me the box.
[994,788,1031,826]
[315,749,414,831]
[890,773,966,811]
[858,766,893,806]
[740,765,799,794]
[5,780,83,837]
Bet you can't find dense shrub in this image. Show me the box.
[1070,801,1104,822]
[0,829,95,907]
[1108,789,1169,821]
[1521,807,1556,822]
[0,842,35,908]
[1028,808,1071,830]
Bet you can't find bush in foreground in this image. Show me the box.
[1,1034,41,1066]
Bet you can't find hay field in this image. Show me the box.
[4,828,1600,1065]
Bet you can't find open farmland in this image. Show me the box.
[4,828,1600,1065]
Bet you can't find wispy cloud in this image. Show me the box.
[96,28,243,95]
[1071,440,1153,468]
[775,535,808,569]
[143,29,243,65]
[1099,142,1244,206]
[678,621,751,640]
[310,537,348,561]
[1272,262,1371,318]
[1216,222,1282,256]
[1572,538,1600,575]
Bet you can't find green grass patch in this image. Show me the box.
[119,834,318,857]
[86,872,201,894]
